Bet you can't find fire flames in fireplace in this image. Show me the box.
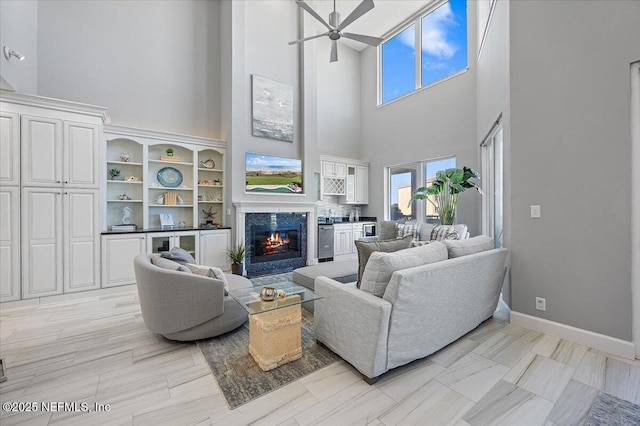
[261,232,292,256]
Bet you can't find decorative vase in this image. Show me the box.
[231,263,243,276]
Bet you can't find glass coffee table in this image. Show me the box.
[229,281,321,371]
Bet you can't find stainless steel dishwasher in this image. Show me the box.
[317,224,334,262]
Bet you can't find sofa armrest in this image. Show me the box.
[314,276,392,379]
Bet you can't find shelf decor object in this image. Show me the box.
[200,159,215,169]
[157,166,183,187]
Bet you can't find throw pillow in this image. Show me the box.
[185,264,230,295]
[151,255,191,273]
[160,247,196,265]
[430,225,460,241]
[410,240,431,247]
[417,223,434,241]
[452,224,468,240]
[354,235,412,288]
[397,221,419,240]
[443,235,495,258]
[378,221,398,240]
[360,242,448,297]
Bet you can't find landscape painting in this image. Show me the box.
[252,75,294,142]
[245,153,303,194]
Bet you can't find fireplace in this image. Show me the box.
[250,225,301,264]
[244,213,307,276]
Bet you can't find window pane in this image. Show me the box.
[421,0,467,87]
[424,157,456,221]
[382,24,415,103]
[389,168,416,220]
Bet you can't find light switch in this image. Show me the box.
[530,205,541,218]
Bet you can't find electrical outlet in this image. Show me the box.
[531,205,541,218]
[535,297,546,311]
[226,208,231,216]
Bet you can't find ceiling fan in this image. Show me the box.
[289,0,384,62]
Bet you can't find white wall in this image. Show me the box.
[316,37,362,159]
[36,0,222,138]
[509,0,640,340]
[0,0,38,94]
[359,1,479,235]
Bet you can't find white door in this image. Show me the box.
[355,166,369,204]
[102,234,146,287]
[334,162,347,178]
[322,161,335,177]
[200,230,231,270]
[64,189,100,293]
[22,187,63,298]
[22,115,63,187]
[0,111,20,185]
[345,167,356,203]
[64,121,99,188]
[0,187,20,302]
[147,232,175,254]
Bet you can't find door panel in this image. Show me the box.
[65,122,99,187]
[22,116,63,186]
[64,190,99,292]
[102,235,146,287]
[0,188,20,301]
[0,112,20,185]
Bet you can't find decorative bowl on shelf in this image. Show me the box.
[200,159,215,169]
[157,167,183,187]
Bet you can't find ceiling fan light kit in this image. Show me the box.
[290,0,383,63]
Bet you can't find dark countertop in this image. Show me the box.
[317,216,377,225]
[102,226,232,235]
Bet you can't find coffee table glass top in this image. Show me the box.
[229,281,321,315]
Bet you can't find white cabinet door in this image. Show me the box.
[200,229,231,271]
[353,227,364,243]
[355,165,368,204]
[322,161,335,177]
[22,115,63,187]
[22,188,63,298]
[345,166,356,203]
[0,112,20,185]
[64,189,100,293]
[334,226,353,256]
[322,161,347,178]
[0,187,20,302]
[334,162,347,178]
[147,232,175,254]
[64,121,99,188]
[175,231,199,262]
[102,234,146,287]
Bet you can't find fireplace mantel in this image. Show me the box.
[233,201,318,272]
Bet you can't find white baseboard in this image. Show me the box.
[510,311,636,360]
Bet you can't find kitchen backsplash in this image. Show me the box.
[316,195,360,220]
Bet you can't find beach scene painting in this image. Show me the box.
[245,153,303,194]
[252,75,294,142]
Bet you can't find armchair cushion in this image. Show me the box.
[360,242,447,297]
[160,246,197,264]
[185,263,229,294]
[151,255,191,272]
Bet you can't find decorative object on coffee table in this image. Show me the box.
[227,243,245,275]
[259,286,277,301]
[409,166,482,225]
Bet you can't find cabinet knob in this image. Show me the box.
[57,180,61,183]
[65,181,69,184]
[64,192,68,195]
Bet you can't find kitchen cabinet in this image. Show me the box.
[0,111,20,185]
[333,224,354,256]
[345,165,369,204]
[322,161,346,178]
[102,233,146,288]
[200,229,231,271]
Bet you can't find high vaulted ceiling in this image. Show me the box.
[311,0,432,51]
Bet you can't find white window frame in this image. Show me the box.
[378,0,469,106]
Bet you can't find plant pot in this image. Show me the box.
[231,263,243,276]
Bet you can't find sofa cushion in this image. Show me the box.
[160,247,196,264]
[354,235,412,288]
[151,255,191,272]
[444,236,495,258]
[360,242,448,297]
[430,225,461,241]
[378,221,399,240]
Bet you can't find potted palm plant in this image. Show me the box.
[409,167,482,225]
[227,244,246,276]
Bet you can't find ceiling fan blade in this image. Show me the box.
[342,32,383,47]
[288,32,330,45]
[295,1,332,31]
[330,40,338,62]
[337,0,375,32]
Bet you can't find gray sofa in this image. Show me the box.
[133,254,250,341]
[313,244,508,382]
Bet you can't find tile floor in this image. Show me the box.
[0,288,638,425]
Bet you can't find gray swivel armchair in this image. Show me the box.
[133,254,249,341]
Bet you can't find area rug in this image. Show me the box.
[586,392,640,425]
[197,275,340,409]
